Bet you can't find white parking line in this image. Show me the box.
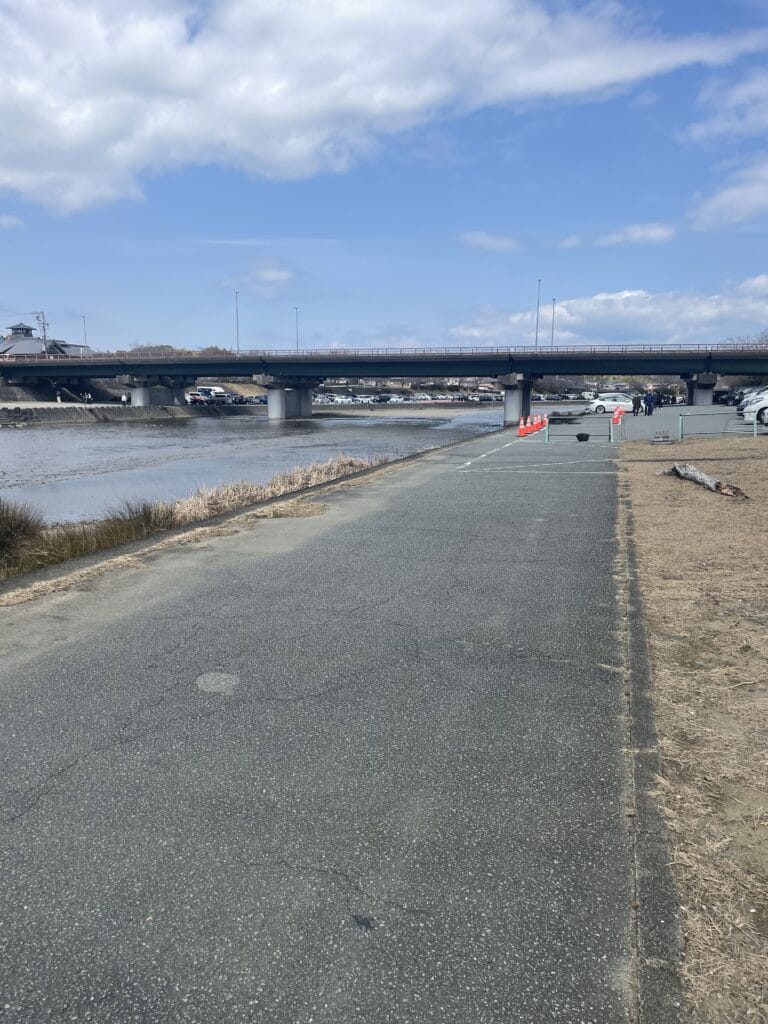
[459,433,542,468]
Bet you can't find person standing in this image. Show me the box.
[632,394,642,417]
[121,393,128,407]
[643,391,655,416]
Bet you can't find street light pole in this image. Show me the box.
[235,290,240,356]
[295,306,299,351]
[81,314,87,348]
[550,298,556,350]
[534,278,541,349]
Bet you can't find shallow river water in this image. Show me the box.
[1,409,501,522]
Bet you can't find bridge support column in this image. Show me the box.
[266,386,315,421]
[682,373,716,406]
[255,375,322,421]
[157,386,187,406]
[128,386,187,407]
[119,375,194,408]
[693,373,716,406]
[498,373,535,426]
[129,386,151,407]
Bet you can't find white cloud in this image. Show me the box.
[0,214,22,229]
[691,156,768,227]
[231,262,294,298]
[462,230,521,252]
[1,1,766,210]
[596,222,676,245]
[685,70,768,228]
[557,233,582,249]
[449,276,768,348]
[687,69,768,142]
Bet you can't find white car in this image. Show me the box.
[587,393,635,414]
[737,385,768,415]
[742,393,768,425]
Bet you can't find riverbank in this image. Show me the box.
[0,401,491,428]
[0,403,265,428]
[622,437,768,1022]
[0,454,384,583]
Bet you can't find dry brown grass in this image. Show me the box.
[172,454,378,524]
[0,454,383,582]
[622,437,768,1023]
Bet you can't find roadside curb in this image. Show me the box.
[623,497,686,1024]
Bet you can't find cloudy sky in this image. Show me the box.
[1,0,767,350]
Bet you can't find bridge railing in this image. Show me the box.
[3,342,768,363]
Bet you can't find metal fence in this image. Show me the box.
[677,412,766,440]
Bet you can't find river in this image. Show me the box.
[1,408,502,522]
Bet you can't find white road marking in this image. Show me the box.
[459,433,542,468]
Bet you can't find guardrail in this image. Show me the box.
[677,411,765,439]
[3,342,768,363]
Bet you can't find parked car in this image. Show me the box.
[186,388,226,405]
[737,386,768,415]
[742,393,768,424]
[190,386,229,404]
[587,393,634,414]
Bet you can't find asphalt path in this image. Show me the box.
[0,429,636,1022]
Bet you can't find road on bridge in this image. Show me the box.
[0,431,671,1022]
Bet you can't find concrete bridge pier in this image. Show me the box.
[118,375,194,407]
[498,373,536,426]
[266,387,314,421]
[681,372,716,406]
[254,375,322,421]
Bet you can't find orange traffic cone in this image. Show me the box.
[533,413,541,431]
[525,415,533,434]
[517,419,526,437]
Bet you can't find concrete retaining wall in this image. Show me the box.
[0,405,264,428]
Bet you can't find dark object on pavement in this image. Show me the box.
[659,462,748,498]
[547,410,583,424]
[577,432,590,442]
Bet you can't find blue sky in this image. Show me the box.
[1,0,768,351]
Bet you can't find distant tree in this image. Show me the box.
[125,344,192,356]
[197,346,235,356]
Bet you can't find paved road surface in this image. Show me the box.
[0,431,636,1022]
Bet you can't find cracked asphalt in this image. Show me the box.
[0,430,634,1023]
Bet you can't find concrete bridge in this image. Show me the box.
[2,344,766,424]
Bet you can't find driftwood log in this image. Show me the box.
[658,462,748,498]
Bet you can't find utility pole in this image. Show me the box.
[234,291,240,356]
[295,306,299,351]
[550,298,556,349]
[534,278,541,349]
[81,314,87,348]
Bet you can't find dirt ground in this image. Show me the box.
[622,438,768,1023]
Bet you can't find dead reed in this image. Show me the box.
[0,453,384,580]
